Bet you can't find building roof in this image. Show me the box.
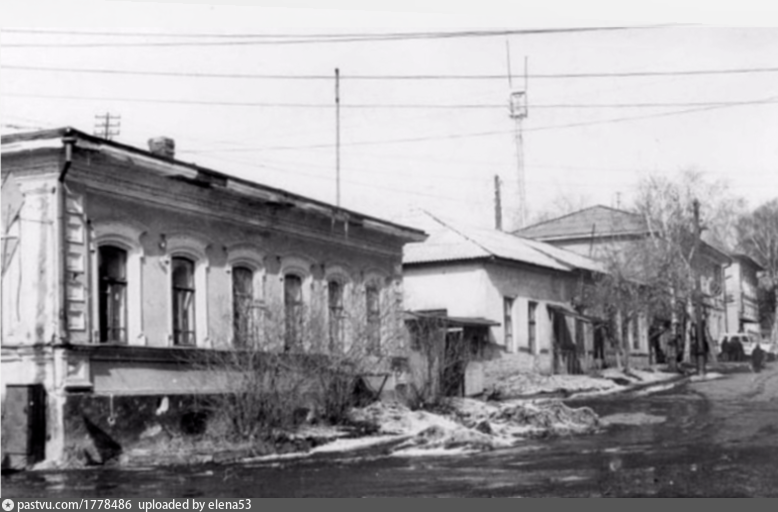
[1,127,426,243]
[400,210,604,273]
[731,252,765,271]
[514,205,649,241]
[515,204,731,265]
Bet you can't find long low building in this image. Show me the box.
[400,210,633,392]
[1,127,426,468]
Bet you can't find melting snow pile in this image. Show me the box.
[348,398,601,455]
[493,372,622,398]
[492,368,678,399]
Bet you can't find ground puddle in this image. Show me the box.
[600,412,667,426]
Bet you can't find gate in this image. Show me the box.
[2,384,47,468]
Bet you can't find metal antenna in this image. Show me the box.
[335,68,341,208]
[507,53,528,230]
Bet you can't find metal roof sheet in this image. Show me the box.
[402,211,603,273]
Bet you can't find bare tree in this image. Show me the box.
[580,170,744,369]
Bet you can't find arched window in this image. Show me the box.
[366,282,381,355]
[98,245,128,344]
[92,221,146,345]
[164,233,209,348]
[172,256,196,346]
[284,273,304,351]
[328,279,345,352]
[226,243,265,348]
[232,266,255,348]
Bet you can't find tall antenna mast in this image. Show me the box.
[335,68,341,208]
[508,53,528,230]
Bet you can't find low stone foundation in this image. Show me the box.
[482,352,553,390]
[63,393,211,465]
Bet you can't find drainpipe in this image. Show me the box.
[57,130,76,345]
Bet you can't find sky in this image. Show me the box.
[2,1,777,233]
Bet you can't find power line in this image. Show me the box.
[2,27,658,39]
[1,26,651,48]
[4,91,776,150]
[5,63,778,79]
[197,152,493,205]
[177,93,778,151]
[4,91,777,111]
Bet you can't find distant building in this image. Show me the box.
[724,253,763,335]
[401,210,613,394]
[516,205,732,357]
[1,127,426,467]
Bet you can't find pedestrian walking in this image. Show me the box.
[720,337,731,362]
[752,343,765,373]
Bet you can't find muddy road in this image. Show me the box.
[4,364,778,497]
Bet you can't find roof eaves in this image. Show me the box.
[2,127,427,242]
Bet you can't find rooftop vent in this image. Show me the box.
[148,137,175,159]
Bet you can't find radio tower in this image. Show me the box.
[506,44,528,230]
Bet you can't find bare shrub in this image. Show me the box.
[188,276,409,441]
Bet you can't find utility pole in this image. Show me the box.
[494,175,502,231]
[93,113,120,140]
[693,199,706,375]
[335,68,341,208]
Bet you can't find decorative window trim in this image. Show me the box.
[226,244,266,347]
[279,255,314,351]
[362,270,387,356]
[91,221,146,346]
[324,264,353,353]
[162,233,210,348]
[226,243,266,299]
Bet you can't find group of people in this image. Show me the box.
[719,337,747,362]
[720,336,767,372]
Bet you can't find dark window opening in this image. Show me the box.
[366,284,381,355]
[232,266,254,348]
[528,301,537,353]
[284,274,303,351]
[98,245,128,344]
[328,280,345,352]
[503,297,515,350]
[172,256,196,346]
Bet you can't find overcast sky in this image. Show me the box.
[2,1,777,231]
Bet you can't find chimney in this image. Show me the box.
[148,137,175,159]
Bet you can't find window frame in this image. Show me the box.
[324,264,352,354]
[279,255,313,352]
[503,296,515,352]
[528,300,537,353]
[283,272,305,352]
[164,233,210,348]
[97,245,129,344]
[171,256,197,347]
[365,280,382,355]
[91,221,146,346]
[226,245,265,349]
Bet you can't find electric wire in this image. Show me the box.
[1,26,650,48]
[5,63,778,79]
